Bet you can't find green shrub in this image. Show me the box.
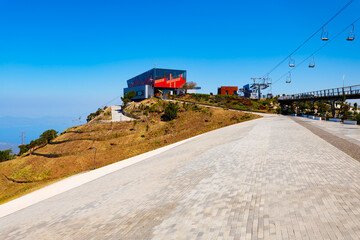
[124,90,136,100]
[87,108,105,122]
[163,102,179,121]
[18,145,29,155]
[121,90,136,104]
[233,105,245,110]
[192,105,202,111]
[29,138,45,149]
[241,114,251,120]
[182,102,190,111]
[0,149,15,162]
[40,129,58,143]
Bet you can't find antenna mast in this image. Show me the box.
[21,130,26,145]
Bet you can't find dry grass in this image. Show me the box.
[174,94,276,113]
[0,99,261,204]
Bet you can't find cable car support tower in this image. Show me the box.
[250,77,271,100]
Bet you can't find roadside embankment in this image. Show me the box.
[0,98,261,204]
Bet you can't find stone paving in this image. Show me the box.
[291,117,360,162]
[111,105,133,122]
[1,115,360,239]
[292,116,360,146]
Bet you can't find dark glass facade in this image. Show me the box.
[127,68,186,88]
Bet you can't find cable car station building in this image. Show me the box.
[124,68,187,100]
[217,86,238,96]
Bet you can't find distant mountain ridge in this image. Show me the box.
[0,142,19,153]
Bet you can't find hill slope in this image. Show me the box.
[0,99,261,203]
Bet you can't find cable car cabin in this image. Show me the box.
[347,31,355,41]
[321,31,329,41]
[321,24,329,41]
[286,73,291,83]
[347,24,355,41]
[309,55,315,68]
[289,59,295,67]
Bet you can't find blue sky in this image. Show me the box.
[0,0,360,145]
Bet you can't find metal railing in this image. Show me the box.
[279,84,360,100]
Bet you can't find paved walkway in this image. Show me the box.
[110,105,133,122]
[291,117,360,162]
[291,116,360,146]
[1,115,360,239]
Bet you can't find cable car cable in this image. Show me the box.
[271,15,360,86]
[65,94,123,127]
[262,0,355,78]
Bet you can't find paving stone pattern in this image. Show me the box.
[291,117,360,162]
[291,116,360,146]
[1,115,360,239]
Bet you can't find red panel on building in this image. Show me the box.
[218,86,238,95]
[154,74,186,88]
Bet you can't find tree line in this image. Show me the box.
[18,129,59,156]
[86,106,108,122]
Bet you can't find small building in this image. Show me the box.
[242,84,252,98]
[124,68,187,100]
[239,84,258,99]
[217,86,238,96]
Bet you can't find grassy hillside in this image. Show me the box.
[0,98,261,204]
[173,94,279,113]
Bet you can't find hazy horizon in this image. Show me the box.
[0,115,79,149]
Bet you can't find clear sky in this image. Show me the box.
[0,0,360,144]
